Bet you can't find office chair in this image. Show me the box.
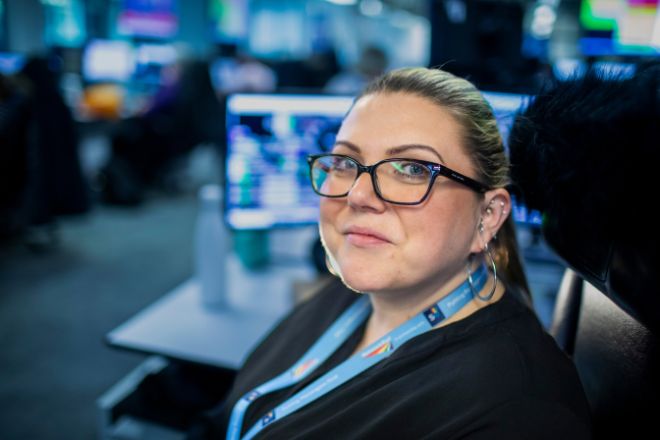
[551,270,658,438]
[508,62,660,438]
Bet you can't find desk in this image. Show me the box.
[101,227,319,439]
[107,278,287,370]
[106,252,317,370]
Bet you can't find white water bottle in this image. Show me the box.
[195,184,227,308]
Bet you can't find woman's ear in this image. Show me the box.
[469,188,511,254]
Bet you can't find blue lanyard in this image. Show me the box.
[227,265,488,440]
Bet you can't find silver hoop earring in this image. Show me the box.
[466,242,498,301]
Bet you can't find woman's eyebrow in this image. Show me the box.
[333,140,361,153]
[332,141,446,164]
[386,144,446,164]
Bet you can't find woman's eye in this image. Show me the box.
[393,162,426,177]
[332,158,356,171]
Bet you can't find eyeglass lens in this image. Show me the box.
[311,155,432,204]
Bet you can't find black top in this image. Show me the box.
[191,278,592,439]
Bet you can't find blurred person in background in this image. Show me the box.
[1,56,89,249]
[325,45,388,95]
[0,73,32,237]
[272,47,341,91]
[101,58,224,205]
[298,48,341,90]
[211,44,277,95]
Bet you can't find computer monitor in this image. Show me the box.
[579,0,660,56]
[117,0,178,39]
[225,94,353,229]
[82,39,135,83]
[0,52,25,75]
[224,91,540,230]
[482,91,529,151]
[133,43,178,85]
[482,91,542,226]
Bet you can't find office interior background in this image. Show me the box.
[1,0,658,439]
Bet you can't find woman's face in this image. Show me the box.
[319,92,485,296]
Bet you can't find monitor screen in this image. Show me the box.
[482,91,542,226]
[579,0,660,56]
[225,91,540,230]
[82,39,135,83]
[42,0,86,48]
[117,0,178,39]
[0,52,25,75]
[225,94,353,229]
[481,91,529,151]
[133,43,178,85]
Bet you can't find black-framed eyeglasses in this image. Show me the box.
[307,153,490,205]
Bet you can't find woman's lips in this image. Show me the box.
[344,226,392,247]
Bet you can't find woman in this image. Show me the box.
[193,68,591,439]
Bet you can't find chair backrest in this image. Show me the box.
[551,269,659,438]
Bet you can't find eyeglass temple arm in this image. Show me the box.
[431,165,489,193]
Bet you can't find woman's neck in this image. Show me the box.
[351,271,505,356]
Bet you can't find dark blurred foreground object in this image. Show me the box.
[101,59,224,205]
[0,73,31,234]
[508,62,660,439]
[1,56,89,248]
[20,57,90,217]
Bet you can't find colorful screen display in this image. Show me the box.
[0,52,25,75]
[225,94,352,229]
[580,0,660,55]
[82,40,135,82]
[117,0,178,39]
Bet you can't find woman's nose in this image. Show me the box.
[346,172,386,212]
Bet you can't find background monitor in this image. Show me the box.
[133,43,178,85]
[579,0,660,56]
[117,0,178,39]
[481,91,530,151]
[476,91,542,226]
[0,52,25,75]
[225,94,353,230]
[224,91,540,230]
[82,39,135,83]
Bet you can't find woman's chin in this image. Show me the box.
[326,248,399,294]
[337,270,389,294]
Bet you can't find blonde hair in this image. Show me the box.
[358,67,530,296]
